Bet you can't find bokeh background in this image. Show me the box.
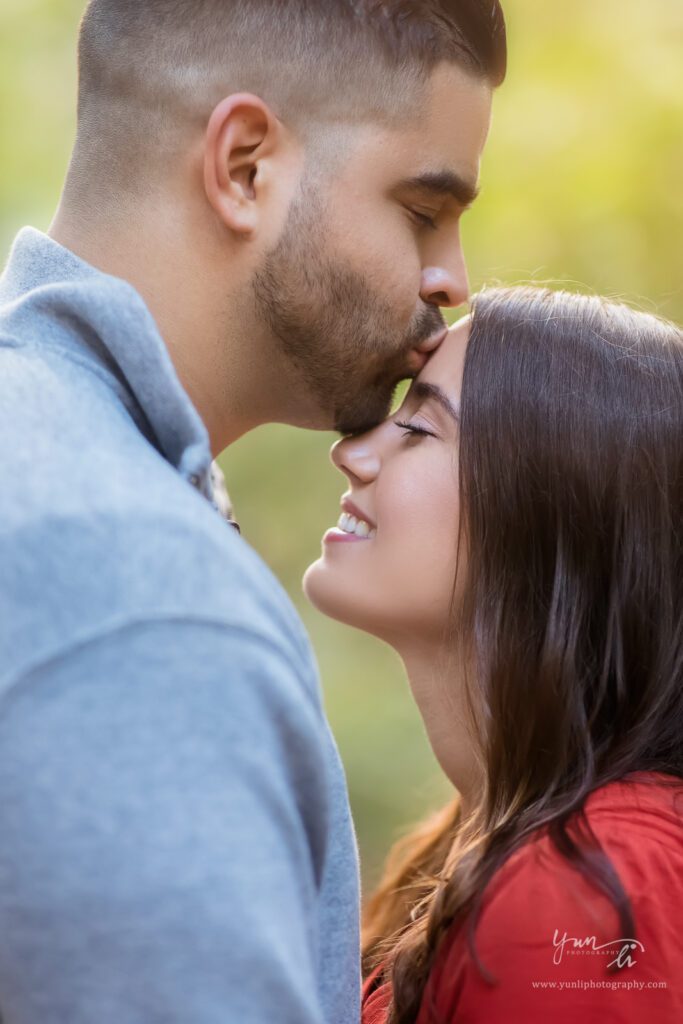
[2,0,682,891]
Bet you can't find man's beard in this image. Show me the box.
[252,184,446,435]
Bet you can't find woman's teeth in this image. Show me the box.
[337,512,376,539]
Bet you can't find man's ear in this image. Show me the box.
[203,93,279,237]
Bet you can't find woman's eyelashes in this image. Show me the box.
[394,419,437,440]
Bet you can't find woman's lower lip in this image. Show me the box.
[323,528,374,544]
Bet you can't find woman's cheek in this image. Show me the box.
[380,463,460,601]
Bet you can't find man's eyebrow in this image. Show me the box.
[412,381,460,423]
[397,170,480,208]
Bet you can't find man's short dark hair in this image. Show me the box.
[73,0,506,187]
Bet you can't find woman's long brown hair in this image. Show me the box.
[362,287,683,1023]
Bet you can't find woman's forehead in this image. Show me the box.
[416,317,470,395]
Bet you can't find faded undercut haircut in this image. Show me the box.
[72,0,506,189]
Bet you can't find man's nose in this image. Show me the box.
[419,239,470,309]
[330,435,381,485]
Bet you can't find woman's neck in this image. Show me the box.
[399,643,483,815]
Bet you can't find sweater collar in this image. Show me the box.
[0,227,217,500]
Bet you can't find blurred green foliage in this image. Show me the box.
[2,0,681,890]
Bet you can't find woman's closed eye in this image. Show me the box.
[394,419,437,440]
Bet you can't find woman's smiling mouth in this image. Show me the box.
[337,512,376,538]
[323,506,377,544]
[324,514,377,544]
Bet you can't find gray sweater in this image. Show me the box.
[0,228,360,1024]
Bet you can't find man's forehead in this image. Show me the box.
[332,65,491,200]
[381,67,492,188]
[423,60,494,124]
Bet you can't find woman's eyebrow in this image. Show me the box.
[412,380,460,422]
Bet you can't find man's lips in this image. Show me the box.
[406,350,430,374]
[406,326,448,373]
[414,325,449,355]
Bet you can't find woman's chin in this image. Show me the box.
[302,560,380,637]
[303,559,351,621]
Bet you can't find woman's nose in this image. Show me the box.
[330,434,381,484]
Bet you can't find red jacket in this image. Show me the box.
[363,772,683,1023]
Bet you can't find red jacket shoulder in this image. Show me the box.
[418,775,683,1024]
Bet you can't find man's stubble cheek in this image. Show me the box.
[253,190,417,431]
